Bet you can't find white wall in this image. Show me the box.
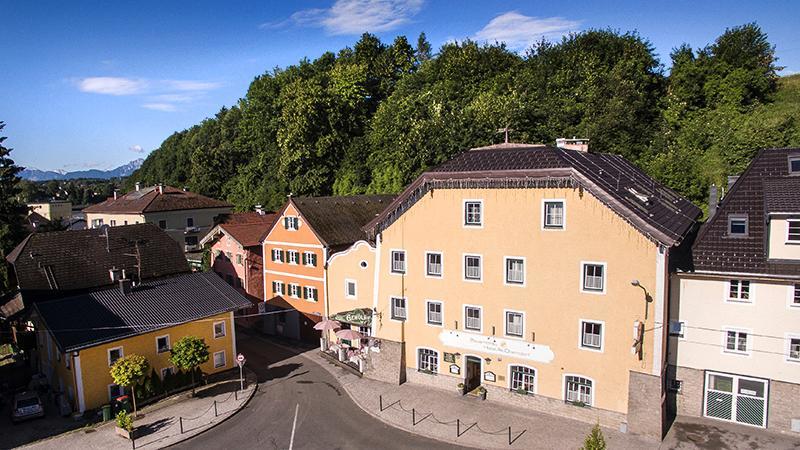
[767,218,800,261]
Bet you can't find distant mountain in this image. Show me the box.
[21,158,144,181]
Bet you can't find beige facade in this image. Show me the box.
[29,201,72,221]
[767,217,800,260]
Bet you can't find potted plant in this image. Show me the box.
[457,382,464,394]
[571,400,587,408]
[115,411,134,439]
[477,386,487,400]
[515,387,529,396]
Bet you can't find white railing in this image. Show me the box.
[392,305,406,320]
[465,265,480,279]
[507,268,524,283]
[582,333,600,348]
[507,320,522,336]
[427,262,441,275]
[392,258,405,273]
[584,275,602,291]
[465,314,480,330]
[428,310,442,324]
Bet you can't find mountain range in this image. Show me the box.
[20,159,144,181]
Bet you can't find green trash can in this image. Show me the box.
[102,404,112,421]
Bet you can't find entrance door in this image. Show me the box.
[464,356,482,394]
[704,371,768,428]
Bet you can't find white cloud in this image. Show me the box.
[129,145,144,153]
[472,11,580,51]
[264,0,424,35]
[164,80,223,91]
[75,77,222,111]
[77,77,148,96]
[141,103,178,112]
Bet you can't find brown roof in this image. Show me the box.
[217,211,276,225]
[692,147,800,277]
[291,195,396,249]
[7,223,190,294]
[365,144,701,247]
[82,185,231,214]
[221,216,278,247]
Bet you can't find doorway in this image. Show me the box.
[704,371,768,428]
[464,356,482,394]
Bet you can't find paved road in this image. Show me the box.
[171,331,466,450]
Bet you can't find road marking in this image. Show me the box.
[289,403,299,450]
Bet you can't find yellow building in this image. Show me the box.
[28,200,72,221]
[328,142,700,439]
[33,272,250,413]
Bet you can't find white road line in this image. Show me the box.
[289,403,299,450]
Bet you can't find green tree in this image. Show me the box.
[169,336,209,395]
[109,354,150,417]
[0,122,29,295]
[581,423,607,450]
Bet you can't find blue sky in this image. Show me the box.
[2,0,798,171]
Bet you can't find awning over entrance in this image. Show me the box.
[330,308,372,327]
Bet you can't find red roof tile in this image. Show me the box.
[82,185,231,214]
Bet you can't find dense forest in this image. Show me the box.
[128,24,800,213]
[17,178,123,206]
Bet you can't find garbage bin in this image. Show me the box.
[113,395,132,414]
[102,404,112,421]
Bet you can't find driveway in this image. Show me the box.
[663,415,800,449]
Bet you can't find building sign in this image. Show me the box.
[443,352,457,363]
[330,308,372,327]
[449,364,460,375]
[484,371,496,382]
[438,330,555,363]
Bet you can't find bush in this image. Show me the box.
[116,411,133,432]
[581,423,607,450]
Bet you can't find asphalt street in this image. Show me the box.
[170,331,467,450]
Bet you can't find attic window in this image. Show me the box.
[627,187,650,204]
[789,155,800,174]
[284,216,299,231]
[728,214,748,237]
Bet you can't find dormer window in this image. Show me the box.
[789,155,800,174]
[788,220,800,242]
[728,214,748,236]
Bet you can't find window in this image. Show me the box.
[505,258,525,285]
[426,252,442,277]
[156,335,170,353]
[728,280,751,301]
[303,286,318,302]
[728,215,748,236]
[237,277,244,288]
[108,347,123,366]
[580,321,603,351]
[725,330,749,354]
[391,250,406,274]
[272,248,284,263]
[464,255,482,281]
[213,321,226,338]
[794,284,800,306]
[272,281,285,295]
[289,284,301,298]
[345,280,357,298]
[302,252,317,266]
[92,218,104,228]
[510,366,536,394]
[287,250,299,265]
[426,301,443,326]
[565,376,593,405]
[284,216,299,230]
[788,337,800,361]
[110,219,117,226]
[417,348,438,373]
[236,254,243,265]
[464,306,482,331]
[123,221,128,225]
[543,200,565,229]
[789,155,800,174]
[582,263,605,293]
[788,220,800,242]
[669,320,685,338]
[226,251,232,259]
[213,351,226,368]
[391,297,407,321]
[464,200,482,226]
[187,217,194,227]
[158,220,167,229]
[505,311,524,337]
[108,384,124,401]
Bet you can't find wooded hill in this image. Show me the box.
[128,24,800,215]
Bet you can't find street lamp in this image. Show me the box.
[630,279,653,320]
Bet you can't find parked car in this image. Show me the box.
[11,391,44,423]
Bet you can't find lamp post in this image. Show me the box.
[236,353,246,391]
[630,279,653,320]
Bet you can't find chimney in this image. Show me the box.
[158,184,164,195]
[109,267,122,282]
[708,184,719,218]
[135,182,141,192]
[113,190,119,200]
[727,175,739,191]
[556,138,589,152]
[183,186,188,192]
[255,205,264,216]
[119,278,132,295]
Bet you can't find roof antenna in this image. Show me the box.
[496,125,513,144]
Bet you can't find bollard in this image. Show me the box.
[214,400,218,417]
[508,426,511,445]
[131,436,136,450]
[457,419,460,437]
[379,394,383,411]
[179,417,183,434]
[412,408,415,425]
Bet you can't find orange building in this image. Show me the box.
[261,195,393,343]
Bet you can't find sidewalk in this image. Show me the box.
[22,368,257,450]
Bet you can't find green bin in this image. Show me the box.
[102,404,112,421]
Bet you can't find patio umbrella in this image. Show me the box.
[335,329,364,340]
[314,319,341,332]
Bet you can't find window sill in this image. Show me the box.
[511,389,534,396]
[417,369,437,376]
[725,298,753,304]
[723,350,749,356]
[565,400,591,408]
[579,345,603,353]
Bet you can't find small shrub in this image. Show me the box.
[581,423,607,450]
[116,411,133,432]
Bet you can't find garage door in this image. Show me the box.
[704,371,768,428]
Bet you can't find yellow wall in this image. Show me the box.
[29,202,72,221]
[327,241,376,316]
[374,187,661,414]
[85,212,145,227]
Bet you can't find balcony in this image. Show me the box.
[184,226,200,234]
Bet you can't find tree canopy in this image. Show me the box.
[0,122,29,295]
[110,354,150,416]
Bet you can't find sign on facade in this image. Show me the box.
[438,330,555,363]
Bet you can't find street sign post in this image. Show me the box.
[237,353,246,391]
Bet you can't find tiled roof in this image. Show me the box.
[217,211,275,225]
[34,272,251,352]
[7,223,189,293]
[82,186,231,214]
[201,212,278,248]
[365,144,701,246]
[292,195,396,249]
[692,147,800,276]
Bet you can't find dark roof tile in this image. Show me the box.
[292,195,396,248]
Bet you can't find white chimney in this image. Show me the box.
[556,138,589,152]
[255,205,264,215]
[113,190,119,200]
[158,184,164,194]
[135,182,141,191]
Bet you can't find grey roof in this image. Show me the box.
[34,272,251,352]
[764,177,800,213]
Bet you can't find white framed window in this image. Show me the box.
[581,262,606,293]
[426,300,443,326]
[303,286,318,302]
[789,155,800,174]
[787,335,800,362]
[272,248,284,263]
[505,257,525,285]
[272,281,285,295]
[463,200,483,227]
[728,214,748,236]
[793,284,800,307]
[287,250,299,265]
[425,252,443,277]
[464,305,482,332]
[728,280,751,302]
[564,375,593,406]
[579,320,604,352]
[669,320,685,338]
[509,365,536,394]
[302,251,317,266]
[213,350,226,368]
[390,297,407,321]
[463,254,482,281]
[345,280,357,298]
[505,310,524,337]
[288,283,301,298]
[213,321,226,339]
[723,328,749,355]
[161,367,175,379]
[108,347,123,366]
[417,348,439,373]
[108,384,124,401]
[284,216,299,230]
[156,335,170,353]
[788,220,800,242]
[542,200,565,230]
[391,250,406,274]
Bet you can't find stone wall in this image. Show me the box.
[627,371,665,439]
[768,379,800,435]
[364,338,405,385]
[672,365,704,417]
